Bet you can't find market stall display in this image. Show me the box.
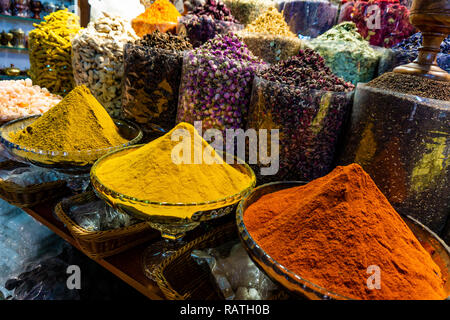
[237,7,303,64]
[378,33,450,75]
[28,10,82,96]
[239,164,448,300]
[338,0,416,48]
[72,12,139,118]
[223,0,274,26]
[277,0,339,38]
[177,33,265,138]
[0,79,61,123]
[122,31,193,134]
[131,0,181,37]
[247,49,354,182]
[91,122,256,280]
[177,0,242,48]
[307,22,383,85]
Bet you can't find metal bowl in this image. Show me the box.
[236,181,450,300]
[0,115,143,173]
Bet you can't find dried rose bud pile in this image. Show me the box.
[177,33,265,133]
[259,48,354,93]
[192,0,238,22]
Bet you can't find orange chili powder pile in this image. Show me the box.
[244,164,447,300]
[132,0,181,37]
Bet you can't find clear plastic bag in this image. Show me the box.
[0,166,66,187]
[238,31,304,64]
[191,241,278,300]
[68,199,139,232]
[337,1,416,48]
[122,45,185,133]
[177,14,243,48]
[177,51,266,134]
[276,0,339,38]
[247,76,353,183]
[71,13,139,118]
[339,84,450,235]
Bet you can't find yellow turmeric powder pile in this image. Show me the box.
[10,85,128,152]
[132,0,181,37]
[244,7,296,37]
[95,122,253,204]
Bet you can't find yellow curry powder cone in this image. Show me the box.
[131,0,181,37]
[10,85,127,152]
[95,122,252,204]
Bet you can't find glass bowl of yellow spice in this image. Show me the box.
[0,85,143,174]
[90,122,257,280]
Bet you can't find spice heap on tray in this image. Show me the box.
[132,0,181,37]
[248,49,354,182]
[0,79,61,123]
[308,22,382,84]
[244,164,447,300]
[122,31,193,133]
[238,7,302,63]
[378,33,450,75]
[178,0,242,47]
[72,12,139,118]
[177,33,265,135]
[223,0,274,26]
[9,85,127,152]
[95,122,252,206]
[338,0,415,48]
[28,10,81,96]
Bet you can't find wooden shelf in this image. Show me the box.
[0,45,28,52]
[22,203,165,300]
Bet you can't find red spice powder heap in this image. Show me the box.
[244,164,447,300]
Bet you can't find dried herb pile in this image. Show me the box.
[247,48,354,182]
[177,33,265,134]
[244,7,295,37]
[192,0,238,22]
[122,31,193,133]
[259,48,354,93]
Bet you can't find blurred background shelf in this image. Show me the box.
[0,74,29,80]
[0,45,28,51]
[0,14,42,23]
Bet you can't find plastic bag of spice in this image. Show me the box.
[177,14,243,48]
[237,31,303,64]
[247,76,354,183]
[177,51,266,137]
[338,0,416,48]
[276,0,339,38]
[223,0,274,26]
[72,13,139,118]
[122,45,185,133]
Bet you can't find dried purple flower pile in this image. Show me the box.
[177,33,266,133]
[247,48,355,183]
[178,0,242,48]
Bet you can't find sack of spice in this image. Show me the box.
[378,33,450,75]
[276,0,339,38]
[177,33,266,143]
[131,0,181,37]
[307,22,384,85]
[72,12,139,118]
[28,10,81,96]
[89,0,145,22]
[236,7,304,64]
[122,31,193,134]
[178,0,242,48]
[338,0,416,48]
[247,49,354,183]
[223,0,274,26]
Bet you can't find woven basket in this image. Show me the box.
[0,160,71,207]
[153,222,291,300]
[55,191,159,259]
